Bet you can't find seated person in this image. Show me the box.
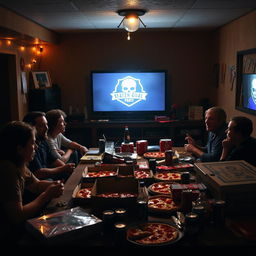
[0,121,64,242]
[220,116,256,166]
[184,106,227,162]
[23,111,75,181]
[45,109,88,165]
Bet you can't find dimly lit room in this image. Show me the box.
[0,0,256,250]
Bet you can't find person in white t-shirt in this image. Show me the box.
[46,109,88,165]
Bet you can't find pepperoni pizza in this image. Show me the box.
[143,152,165,159]
[134,170,152,179]
[154,172,181,181]
[148,182,172,195]
[127,222,179,245]
[148,195,179,213]
[96,192,137,198]
[85,170,117,178]
[76,187,92,198]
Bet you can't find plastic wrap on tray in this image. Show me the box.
[26,207,102,239]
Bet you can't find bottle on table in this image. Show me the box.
[123,125,130,143]
[136,181,149,221]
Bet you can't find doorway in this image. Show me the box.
[0,53,17,127]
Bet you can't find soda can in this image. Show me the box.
[159,139,172,152]
[114,222,127,246]
[165,150,173,166]
[181,189,193,213]
[181,172,190,184]
[102,209,115,234]
[136,140,148,156]
[212,200,226,225]
[115,208,127,222]
[98,139,105,153]
[148,158,157,173]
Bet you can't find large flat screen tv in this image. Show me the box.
[90,70,168,120]
[236,48,256,116]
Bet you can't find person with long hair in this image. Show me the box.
[0,121,64,242]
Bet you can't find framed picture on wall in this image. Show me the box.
[32,71,51,89]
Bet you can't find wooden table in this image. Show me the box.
[27,149,256,249]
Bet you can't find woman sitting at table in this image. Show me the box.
[220,116,256,166]
[0,121,64,242]
[46,109,88,165]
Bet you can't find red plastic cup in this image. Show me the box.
[121,142,134,153]
[159,139,172,152]
[136,140,148,156]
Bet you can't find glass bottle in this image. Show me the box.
[124,125,130,143]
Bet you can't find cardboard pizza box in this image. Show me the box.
[117,165,135,177]
[72,182,95,205]
[26,207,102,243]
[82,165,119,182]
[91,177,139,215]
[194,160,256,215]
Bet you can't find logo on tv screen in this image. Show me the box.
[110,76,148,107]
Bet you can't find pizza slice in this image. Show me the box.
[127,227,152,240]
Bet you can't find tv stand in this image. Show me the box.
[65,119,205,148]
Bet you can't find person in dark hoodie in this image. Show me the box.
[220,116,256,166]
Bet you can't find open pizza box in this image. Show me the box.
[194,160,256,215]
[90,177,139,216]
[82,165,119,182]
[26,207,102,243]
[72,182,95,205]
[117,164,135,177]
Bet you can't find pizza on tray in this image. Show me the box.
[96,192,137,198]
[76,187,92,198]
[85,170,117,178]
[127,222,179,245]
[143,152,165,159]
[148,182,172,195]
[134,170,152,179]
[154,172,181,181]
[148,195,179,213]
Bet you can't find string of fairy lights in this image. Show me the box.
[0,38,46,70]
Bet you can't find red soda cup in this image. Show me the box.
[136,140,148,156]
[159,139,172,152]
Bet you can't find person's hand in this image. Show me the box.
[79,145,88,155]
[184,143,195,153]
[222,138,234,150]
[185,134,195,145]
[57,149,65,155]
[59,163,75,174]
[45,180,64,199]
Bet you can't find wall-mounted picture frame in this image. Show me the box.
[32,71,51,89]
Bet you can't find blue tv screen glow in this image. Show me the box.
[91,71,167,115]
[242,74,256,111]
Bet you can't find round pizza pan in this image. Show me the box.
[126,221,183,246]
